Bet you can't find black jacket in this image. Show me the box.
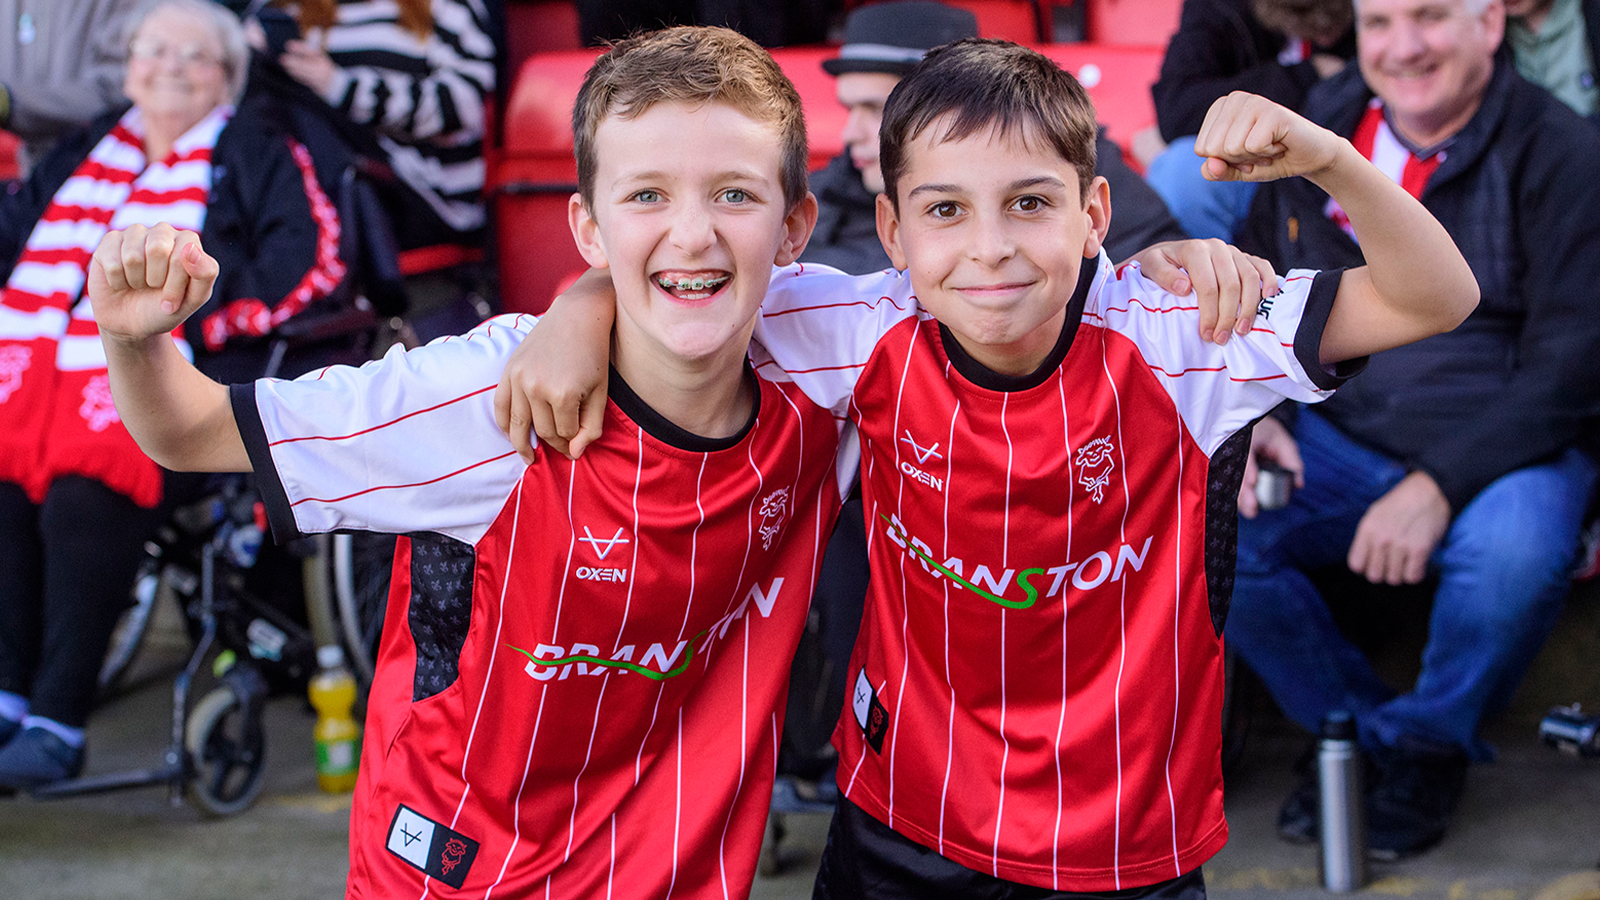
[800,134,1188,275]
[1153,0,1356,141]
[1239,60,1600,511]
[0,90,342,381]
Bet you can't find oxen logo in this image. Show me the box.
[79,374,120,432]
[758,488,790,550]
[1075,436,1117,504]
[899,430,943,465]
[0,346,31,404]
[439,838,468,875]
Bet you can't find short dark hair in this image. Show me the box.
[573,26,808,212]
[878,39,1098,207]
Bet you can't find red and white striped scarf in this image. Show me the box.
[0,105,229,508]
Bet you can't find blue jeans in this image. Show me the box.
[1225,409,1597,761]
[1144,136,1259,241]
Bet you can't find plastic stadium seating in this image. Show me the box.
[1085,0,1182,45]
[503,0,581,81]
[1036,42,1164,158]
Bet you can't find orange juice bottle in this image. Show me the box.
[310,645,360,793]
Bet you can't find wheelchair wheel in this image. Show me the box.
[184,685,268,818]
[331,532,395,683]
[98,558,166,697]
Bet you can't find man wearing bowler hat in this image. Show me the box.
[801,0,1187,275]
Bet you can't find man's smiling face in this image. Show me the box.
[1355,0,1503,147]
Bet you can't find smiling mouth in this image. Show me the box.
[654,270,731,302]
[957,282,1034,295]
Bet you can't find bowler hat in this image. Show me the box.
[822,1,980,77]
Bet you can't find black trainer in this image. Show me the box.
[1366,736,1468,860]
[0,726,85,791]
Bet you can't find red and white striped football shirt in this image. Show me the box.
[235,314,854,899]
[752,254,1351,890]
[1325,99,1444,237]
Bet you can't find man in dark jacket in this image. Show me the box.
[1146,0,1356,239]
[801,0,1186,274]
[1228,0,1600,860]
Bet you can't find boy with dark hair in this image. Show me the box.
[500,37,1476,899]
[88,25,842,900]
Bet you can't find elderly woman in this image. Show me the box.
[0,0,344,789]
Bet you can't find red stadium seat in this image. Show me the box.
[490,49,590,315]
[503,0,581,76]
[0,130,18,182]
[1085,0,1182,45]
[1036,42,1164,163]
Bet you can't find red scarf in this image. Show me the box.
[0,106,228,508]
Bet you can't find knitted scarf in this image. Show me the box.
[0,105,230,508]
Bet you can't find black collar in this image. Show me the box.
[607,362,759,452]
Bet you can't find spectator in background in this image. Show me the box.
[0,0,345,789]
[1229,0,1600,859]
[1505,0,1599,116]
[805,0,1187,274]
[261,0,495,249]
[0,0,139,172]
[1146,0,1355,239]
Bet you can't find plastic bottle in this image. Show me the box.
[310,644,361,793]
[1318,710,1366,892]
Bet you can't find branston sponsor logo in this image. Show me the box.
[880,513,1152,609]
[512,578,788,681]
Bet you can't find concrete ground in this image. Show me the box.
[3,586,1599,900]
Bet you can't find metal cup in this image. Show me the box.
[1254,462,1293,511]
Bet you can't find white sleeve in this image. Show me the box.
[232,314,538,546]
[1092,256,1360,456]
[749,262,920,417]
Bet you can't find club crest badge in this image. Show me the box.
[1075,436,1117,504]
[0,346,31,404]
[758,487,790,550]
[79,374,120,432]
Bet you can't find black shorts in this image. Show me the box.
[813,797,1208,900]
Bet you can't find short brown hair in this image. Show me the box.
[573,26,808,211]
[879,39,1097,207]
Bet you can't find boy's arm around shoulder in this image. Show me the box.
[90,225,250,472]
[496,262,916,461]
[1194,92,1477,364]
